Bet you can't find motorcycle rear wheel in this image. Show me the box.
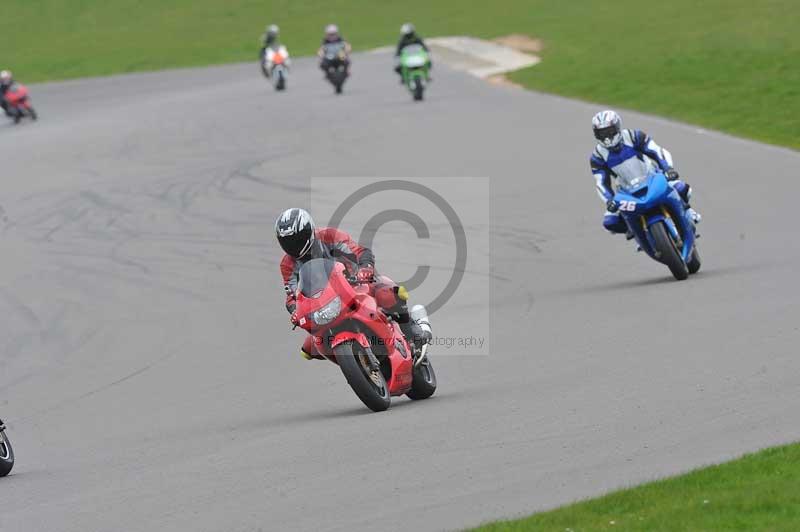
[687,246,701,274]
[406,356,437,400]
[334,342,390,412]
[650,221,689,280]
[0,427,14,477]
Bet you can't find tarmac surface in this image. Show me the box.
[1,51,799,532]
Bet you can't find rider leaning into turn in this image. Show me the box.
[317,24,352,72]
[0,70,15,116]
[394,23,431,80]
[590,110,701,236]
[275,208,430,361]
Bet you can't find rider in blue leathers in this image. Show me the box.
[590,110,700,235]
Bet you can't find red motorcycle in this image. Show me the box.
[292,257,437,412]
[3,83,37,124]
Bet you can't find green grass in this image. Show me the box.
[1,1,798,147]
[470,442,800,532]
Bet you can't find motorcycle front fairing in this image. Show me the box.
[401,45,429,70]
[615,172,696,262]
[294,259,413,395]
[266,46,290,68]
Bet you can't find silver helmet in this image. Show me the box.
[592,110,622,149]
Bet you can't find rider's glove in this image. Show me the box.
[665,168,680,181]
[356,265,375,283]
[606,198,620,213]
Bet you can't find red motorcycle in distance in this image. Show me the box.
[3,83,38,124]
[292,257,437,412]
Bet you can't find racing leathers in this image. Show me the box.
[394,33,431,77]
[318,37,351,72]
[590,128,695,234]
[279,227,427,359]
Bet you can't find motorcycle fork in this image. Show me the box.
[661,206,683,246]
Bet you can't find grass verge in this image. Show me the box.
[1,1,797,148]
[470,442,800,531]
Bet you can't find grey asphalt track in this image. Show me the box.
[2,51,800,532]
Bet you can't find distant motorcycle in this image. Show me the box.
[613,170,701,280]
[0,419,14,477]
[399,44,430,101]
[262,45,290,91]
[321,42,349,94]
[3,83,37,124]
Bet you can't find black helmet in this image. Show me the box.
[275,208,315,258]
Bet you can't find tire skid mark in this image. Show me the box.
[16,350,176,423]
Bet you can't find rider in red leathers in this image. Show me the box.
[275,208,429,360]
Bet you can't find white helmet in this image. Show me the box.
[266,24,279,36]
[0,70,12,85]
[401,23,415,36]
[325,24,339,38]
[592,110,622,149]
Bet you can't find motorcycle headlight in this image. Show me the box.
[312,296,341,325]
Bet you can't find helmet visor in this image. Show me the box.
[594,125,620,142]
[278,226,313,257]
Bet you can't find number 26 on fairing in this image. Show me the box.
[619,200,636,211]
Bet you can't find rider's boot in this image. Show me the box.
[673,182,702,224]
[299,335,323,361]
[396,300,432,352]
[399,314,430,350]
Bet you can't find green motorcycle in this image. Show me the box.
[399,44,430,101]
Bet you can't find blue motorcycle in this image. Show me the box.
[613,171,701,280]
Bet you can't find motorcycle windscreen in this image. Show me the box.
[298,258,337,298]
[402,45,427,65]
[614,158,660,192]
[323,42,346,59]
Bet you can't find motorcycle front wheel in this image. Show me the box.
[650,221,689,280]
[334,342,390,412]
[412,78,424,101]
[0,424,14,477]
[274,71,286,91]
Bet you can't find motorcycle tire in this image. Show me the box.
[650,221,689,280]
[406,356,437,400]
[687,246,702,274]
[0,427,14,477]
[334,342,390,412]
[413,79,424,101]
[29,107,37,121]
[275,72,286,91]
